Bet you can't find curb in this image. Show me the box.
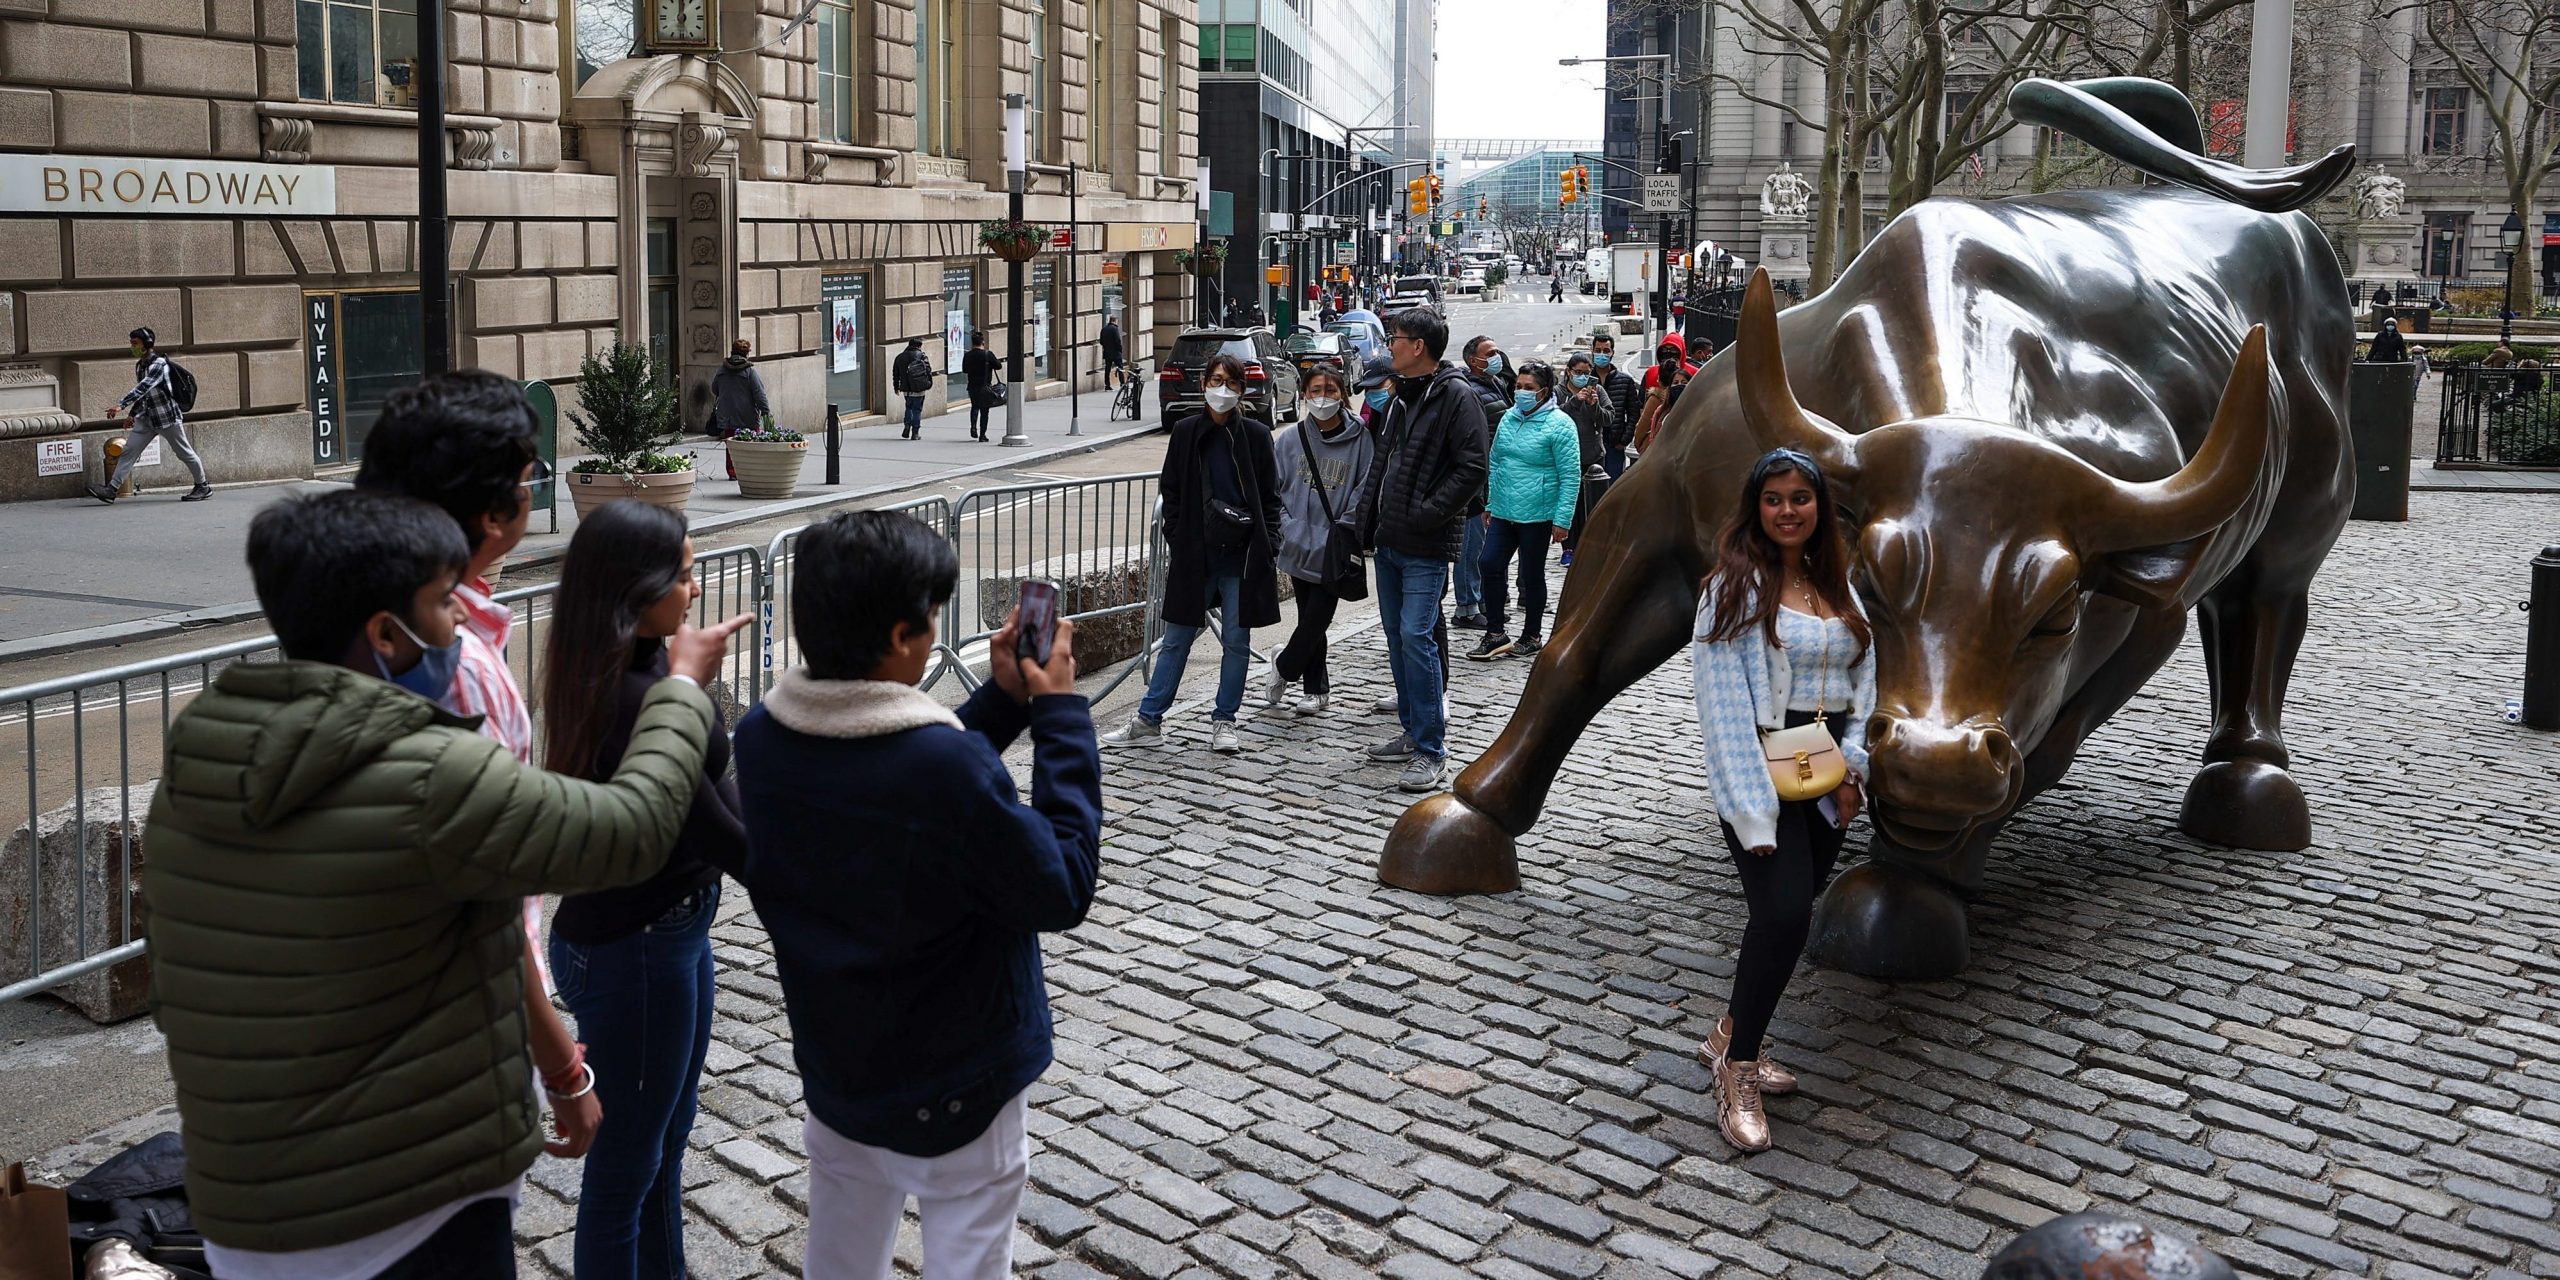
[0,421,1168,668]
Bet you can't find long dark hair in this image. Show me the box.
[1700,448,1871,655]
[543,500,692,780]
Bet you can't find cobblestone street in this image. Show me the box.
[35,491,2559,1278]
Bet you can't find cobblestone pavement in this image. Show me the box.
[35,493,2560,1278]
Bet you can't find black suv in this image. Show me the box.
[1158,327,1302,428]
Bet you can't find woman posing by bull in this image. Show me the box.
[1690,447,1876,1153]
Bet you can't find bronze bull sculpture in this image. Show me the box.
[1379,78,2359,980]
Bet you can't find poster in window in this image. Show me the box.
[831,298,859,373]
[945,309,969,374]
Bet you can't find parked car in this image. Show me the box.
[1158,327,1302,428]
[1459,267,1488,294]
[1326,309,1387,365]
[1383,273,1443,315]
[1283,329,1355,387]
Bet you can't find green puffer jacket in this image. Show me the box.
[143,660,715,1252]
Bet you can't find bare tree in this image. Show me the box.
[2386,0,2558,304]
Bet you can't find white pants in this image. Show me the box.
[803,1090,1028,1279]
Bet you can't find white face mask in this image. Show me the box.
[1303,396,1342,420]
[1204,386,1242,414]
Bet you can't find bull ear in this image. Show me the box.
[1735,268,1857,479]
[2083,325,2275,558]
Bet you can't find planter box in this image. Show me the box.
[566,468,695,520]
[728,439,807,499]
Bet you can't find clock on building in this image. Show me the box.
[645,0,714,52]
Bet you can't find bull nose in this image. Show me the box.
[1866,715,2020,820]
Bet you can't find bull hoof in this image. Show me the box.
[2178,759,2311,851]
[1807,861,1971,980]
[1378,793,1521,895]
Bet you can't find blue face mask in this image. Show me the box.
[1364,388,1392,411]
[1593,352,1612,369]
[1511,390,1540,413]
[1485,353,1507,377]
[375,612,462,702]
[1570,373,1594,388]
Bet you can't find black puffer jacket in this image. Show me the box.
[1357,362,1490,562]
[1596,366,1642,450]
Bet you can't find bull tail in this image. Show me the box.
[2009,76,2354,213]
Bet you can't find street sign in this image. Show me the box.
[1334,241,1355,265]
[1641,174,1681,213]
[1048,227,1074,249]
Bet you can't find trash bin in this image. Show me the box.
[2403,306,2429,335]
[2346,360,2418,521]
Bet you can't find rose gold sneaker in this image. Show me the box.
[1698,1015,1799,1095]
[1715,1054,1772,1153]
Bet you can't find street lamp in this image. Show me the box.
[1196,160,1213,327]
[2500,210,2525,346]
[1000,94,1029,447]
[2436,226,2456,307]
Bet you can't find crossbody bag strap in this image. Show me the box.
[1297,423,1339,524]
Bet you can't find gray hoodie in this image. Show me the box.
[1270,411,1377,583]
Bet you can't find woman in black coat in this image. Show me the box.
[1102,354,1283,755]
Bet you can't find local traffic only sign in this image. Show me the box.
[1641,174,1681,213]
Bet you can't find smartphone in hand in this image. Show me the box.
[1016,579,1060,667]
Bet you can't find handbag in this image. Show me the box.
[1202,424,1256,555]
[1294,423,1370,601]
[1,1162,73,1280]
[1760,611,1848,803]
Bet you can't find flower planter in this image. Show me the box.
[728,438,807,499]
[566,468,695,520]
[989,238,1043,263]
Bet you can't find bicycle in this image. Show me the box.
[1108,362,1147,421]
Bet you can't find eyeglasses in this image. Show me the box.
[1388,334,1421,346]
[518,457,555,490]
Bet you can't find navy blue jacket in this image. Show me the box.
[731,680,1102,1157]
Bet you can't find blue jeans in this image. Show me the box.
[1141,571,1251,722]
[548,883,721,1280]
[903,394,925,434]
[1451,513,1486,615]
[1375,547,1450,761]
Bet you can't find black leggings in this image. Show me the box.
[1275,579,1341,693]
[1717,711,1850,1062]
[1477,517,1553,639]
[969,397,994,436]
[375,1197,517,1278]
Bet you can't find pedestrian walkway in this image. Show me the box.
[0,387,1157,654]
[26,490,2560,1279]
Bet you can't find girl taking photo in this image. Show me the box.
[1690,447,1876,1153]
[542,500,747,1277]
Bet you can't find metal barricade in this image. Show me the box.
[950,473,1161,698]
[762,496,957,697]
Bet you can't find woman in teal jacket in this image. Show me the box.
[1467,360,1583,661]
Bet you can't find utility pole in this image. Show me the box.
[1000,94,1028,447]
[418,0,450,375]
[2242,0,2295,168]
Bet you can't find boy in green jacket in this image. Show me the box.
[143,489,747,1273]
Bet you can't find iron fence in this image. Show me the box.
[4,476,1170,1004]
[2437,363,2560,468]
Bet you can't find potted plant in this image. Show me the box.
[980,218,1048,263]
[565,342,694,519]
[727,415,807,499]
[1198,237,1229,270]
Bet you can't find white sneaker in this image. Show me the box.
[1370,694,1398,715]
[1293,692,1330,716]
[1261,670,1292,708]
[1211,721,1242,753]
[1101,714,1168,749]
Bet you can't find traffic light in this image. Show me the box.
[1559,168,1578,204]
[1477,197,1489,218]
[1406,177,1428,215]
[1428,175,1443,207]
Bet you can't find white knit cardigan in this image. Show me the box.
[1688,574,1879,849]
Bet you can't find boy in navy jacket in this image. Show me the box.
[731,510,1102,1279]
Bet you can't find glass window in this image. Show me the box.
[941,265,976,390]
[1028,0,1049,161]
[2422,86,2469,156]
[1158,32,1177,173]
[1032,261,1055,380]
[298,0,420,106]
[1227,25,1256,71]
[918,0,959,156]
[332,291,423,463]
[1198,21,1218,71]
[568,0,635,91]
[817,0,854,144]
[646,218,674,278]
[822,274,868,417]
[1088,20,1109,169]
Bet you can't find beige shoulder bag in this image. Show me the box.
[1760,613,1847,802]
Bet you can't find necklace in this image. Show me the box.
[1786,570,1819,613]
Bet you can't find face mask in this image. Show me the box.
[1485,353,1507,377]
[1303,396,1342,420]
[1204,386,1242,414]
[1364,389,1393,411]
[1593,352,1612,368]
[1570,373,1594,388]
[1512,390,1540,413]
[374,612,462,702]
[130,345,146,358]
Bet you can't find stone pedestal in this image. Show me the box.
[2342,215,2423,296]
[1757,214,1812,287]
[1,784,155,1023]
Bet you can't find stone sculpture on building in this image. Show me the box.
[1377,76,2360,981]
[1759,162,1813,220]
[2353,165,2407,222]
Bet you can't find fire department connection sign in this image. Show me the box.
[0,155,336,216]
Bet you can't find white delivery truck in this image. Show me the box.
[1609,244,1659,316]
[1581,247,1610,294]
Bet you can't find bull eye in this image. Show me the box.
[2029,592,2083,638]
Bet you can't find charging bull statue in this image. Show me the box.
[1379,77,2359,980]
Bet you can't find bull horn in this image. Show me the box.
[2085,325,2275,552]
[1735,268,1857,477]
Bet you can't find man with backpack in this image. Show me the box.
[88,326,210,503]
[894,338,936,439]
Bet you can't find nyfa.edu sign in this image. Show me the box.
[0,154,336,217]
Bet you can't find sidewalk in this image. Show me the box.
[0,388,1159,658]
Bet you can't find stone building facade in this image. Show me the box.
[0,0,1202,498]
